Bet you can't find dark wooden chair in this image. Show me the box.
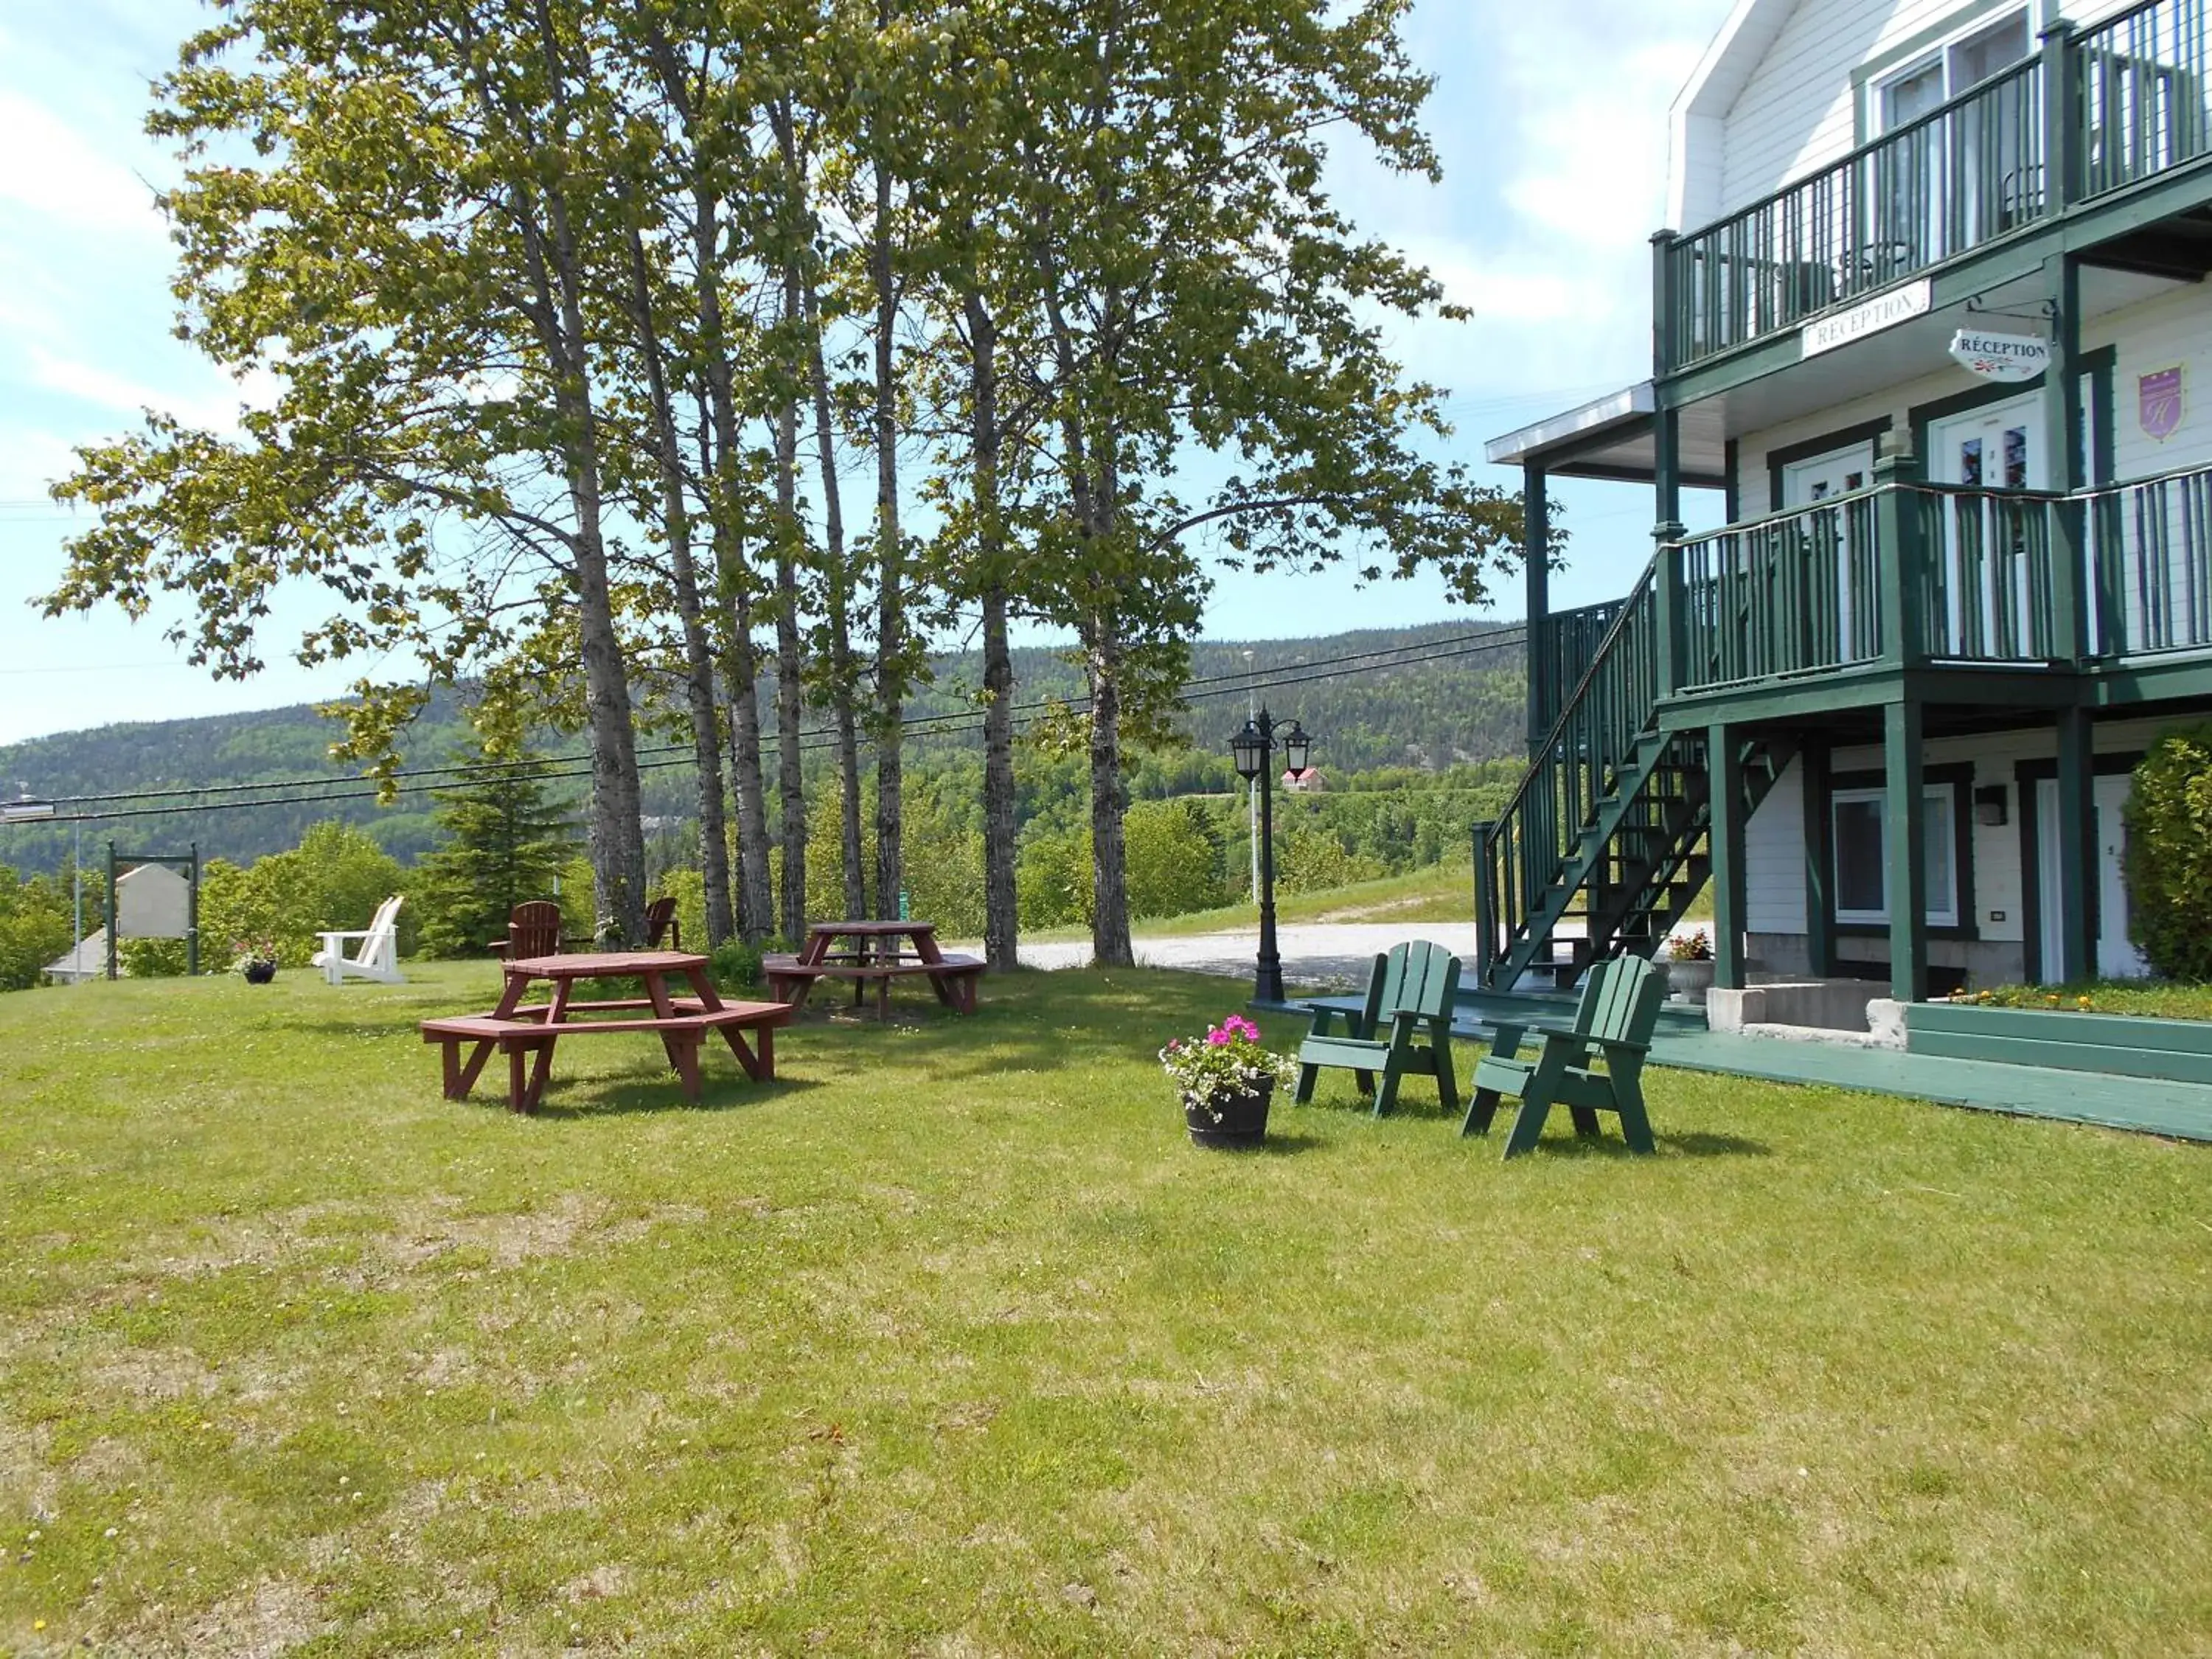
[498,900,568,961]
[1293,939,1461,1118]
[1462,954,1666,1158]
[644,896,681,950]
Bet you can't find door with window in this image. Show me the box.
[2035,775,2151,981]
[1780,440,1878,663]
[1870,10,2035,271]
[1927,392,2047,657]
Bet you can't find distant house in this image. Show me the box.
[44,930,108,986]
[1281,767,1324,793]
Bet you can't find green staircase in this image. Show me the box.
[1475,563,1795,992]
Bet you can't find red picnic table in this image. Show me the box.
[420,949,790,1113]
[764,921,986,1020]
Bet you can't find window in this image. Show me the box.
[1832,786,1960,928]
[1871,10,2031,134]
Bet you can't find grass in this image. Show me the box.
[1023,863,1476,945]
[4,964,2212,1654]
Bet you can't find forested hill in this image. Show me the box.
[0,619,1528,875]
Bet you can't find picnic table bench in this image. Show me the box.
[766,921,985,1019]
[420,950,789,1113]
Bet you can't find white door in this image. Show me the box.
[1780,442,1874,507]
[2036,774,2151,982]
[1927,392,2047,657]
[1780,441,1877,662]
[2096,774,2150,980]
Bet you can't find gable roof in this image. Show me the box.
[1668,0,1801,227]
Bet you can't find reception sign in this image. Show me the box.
[1949,330,2050,382]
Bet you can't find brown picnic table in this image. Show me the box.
[765,921,985,1020]
[420,949,790,1113]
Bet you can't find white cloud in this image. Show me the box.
[0,86,166,237]
[23,343,279,431]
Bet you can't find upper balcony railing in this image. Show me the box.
[1661,0,2212,374]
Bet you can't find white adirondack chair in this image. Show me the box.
[313,894,406,987]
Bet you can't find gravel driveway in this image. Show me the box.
[1006,922,1486,992]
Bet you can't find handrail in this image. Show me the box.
[1495,562,1656,831]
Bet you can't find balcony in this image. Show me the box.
[1660,460,2212,699]
[1661,0,2212,374]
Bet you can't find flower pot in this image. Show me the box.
[1185,1077,1273,1150]
[242,959,277,985]
[1666,959,1714,1002]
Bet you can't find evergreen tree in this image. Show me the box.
[414,756,577,959]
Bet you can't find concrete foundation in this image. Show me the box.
[1708,978,1894,1037]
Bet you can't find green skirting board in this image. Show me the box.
[1650,1031,2212,1144]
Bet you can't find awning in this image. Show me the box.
[1486,381,1729,488]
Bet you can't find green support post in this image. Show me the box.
[1708,723,1746,992]
[1874,445,1925,670]
[1525,465,1551,755]
[1471,821,1497,987]
[2039,19,2079,219]
[1654,408,1685,698]
[1885,700,1927,1004]
[187,842,201,977]
[2042,252,2086,664]
[2055,706,2097,983]
[1801,737,1835,978]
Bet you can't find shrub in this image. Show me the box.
[709,938,766,992]
[2123,723,2212,981]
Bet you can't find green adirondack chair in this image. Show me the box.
[1461,954,1666,1158]
[1293,940,1461,1118]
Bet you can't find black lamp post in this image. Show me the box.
[1231,708,1310,1004]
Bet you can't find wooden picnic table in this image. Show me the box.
[765,921,985,1020]
[420,949,790,1113]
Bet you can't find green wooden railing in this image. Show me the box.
[1666,61,2042,368]
[2090,459,2212,654]
[1529,597,1629,741]
[1918,486,2059,661]
[1678,495,1885,686]
[1477,566,1658,977]
[2081,0,2212,199]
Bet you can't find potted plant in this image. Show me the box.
[232,939,279,984]
[1664,929,1714,1001]
[1159,1014,1298,1150]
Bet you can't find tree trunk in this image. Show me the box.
[502,0,645,946]
[1087,622,1135,967]
[964,290,1018,970]
[720,582,776,943]
[803,271,868,920]
[869,139,904,922]
[625,219,734,946]
[773,369,808,944]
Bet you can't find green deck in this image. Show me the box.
[1263,991,2212,1144]
[1648,1030,2212,1144]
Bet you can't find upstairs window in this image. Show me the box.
[1873,9,2032,133]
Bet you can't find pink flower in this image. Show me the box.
[1206,1027,1231,1046]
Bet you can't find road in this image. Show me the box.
[1007,921,1486,991]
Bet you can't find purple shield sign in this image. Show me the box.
[2140,367,2185,442]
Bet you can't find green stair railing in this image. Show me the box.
[1476,563,1658,987]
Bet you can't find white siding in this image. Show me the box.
[1821,715,2171,944]
[1745,756,1810,933]
[1733,280,2212,514]
[1705,0,2139,223]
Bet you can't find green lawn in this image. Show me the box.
[4,964,2211,1654]
[1023,862,1477,945]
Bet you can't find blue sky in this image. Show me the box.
[0,0,1738,748]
